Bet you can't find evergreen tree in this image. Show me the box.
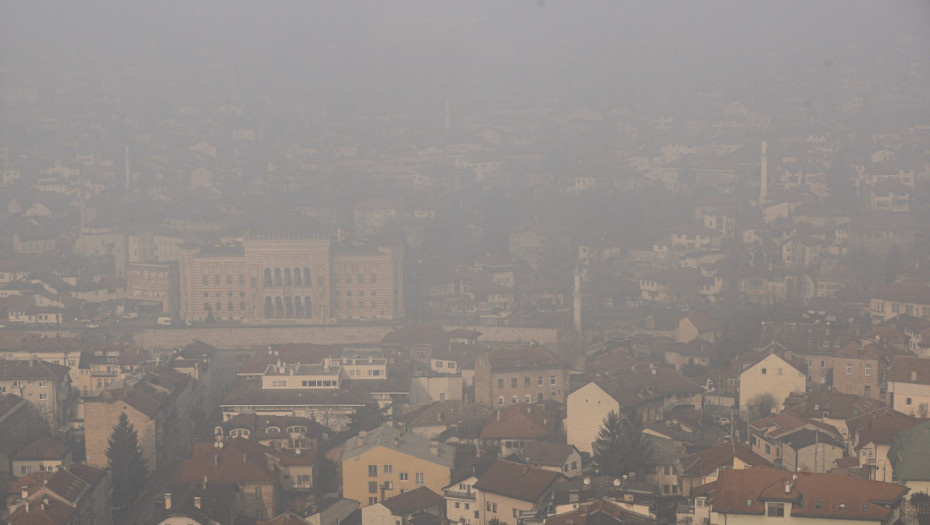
[593,411,626,477]
[106,412,149,506]
[593,411,652,478]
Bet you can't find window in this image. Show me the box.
[865,386,872,397]
[415,473,424,484]
[368,465,378,477]
[846,364,853,375]
[767,503,785,517]
[486,502,497,513]
[511,377,518,388]
[538,376,543,386]
[254,487,262,499]
[865,364,872,376]
[765,444,771,454]
[498,396,504,406]
[761,368,767,375]
[511,396,517,404]
[524,377,531,387]
[497,378,504,389]
[399,472,409,481]
[525,394,531,403]
[906,397,913,406]
[513,508,519,518]
[820,360,825,368]
[369,481,378,493]
[369,497,378,505]
[38,381,46,387]
[777,367,783,376]
[272,380,286,387]
[436,361,443,368]
[455,502,460,509]
[551,375,557,385]
[384,465,393,474]
[383,481,393,490]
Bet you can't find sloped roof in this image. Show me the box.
[521,441,577,467]
[887,355,930,384]
[0,359,70,381]
[14,437,70,460]
[480,402,562,440]
[544,498,657,525]
[784,391,885,421]
[340,424,455,469]
[678,442,770,477]
[473,460,562,502]
[479,344,565,372]
[379,486,444,515]
[9,497,75,525]
[680,311,718,334]
[712,468,907,520]
[173,438,276,484]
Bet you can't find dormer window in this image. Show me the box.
[267,427,280,434]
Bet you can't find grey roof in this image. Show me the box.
[781,428,845,451]
[644,434,685,465]
[888,420,930,481]
[341,424,455,469]
[521,441,577,467]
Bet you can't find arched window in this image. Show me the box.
[264,268,272,287]
[273,268,282,287]
[294,297,303,318]
[303,268,311,286]
[284,297,293,318]
[293,268,302,287]
[265,297,274,319]
[304,296,312,318]
[284,268,292,287]
[274,297,284,318]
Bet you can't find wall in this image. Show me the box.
[135,324,559,349]
[566,382,620,455]
[342,445,451,508]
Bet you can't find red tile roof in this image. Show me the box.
[887,355,930,384]
[0,359,70,381]
[480,403,561,440]
[712,468,907,521]
[379,486,444,515]
[173,438,276,484]
[678,442,771,478]
[13,437,70,461]
[9,497,75,525]
[544,498,657,525]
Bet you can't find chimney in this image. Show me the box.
[164,492,172,510]
[21,486,28,499]
[194,496,201,509]
[394,437,400,447]
[203,476,208,490]
[430,440,439,456]
[25,501,29,513]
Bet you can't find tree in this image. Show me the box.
[593,411,652,478]
[106,412,149,506]
[746,393,776,423]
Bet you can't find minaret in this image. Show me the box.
[760,140,768,205]
[573,265,582,334]
[124,145,131,192]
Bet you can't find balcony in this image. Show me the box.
[444,489,476,501]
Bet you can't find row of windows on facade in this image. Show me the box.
[805,360,873,376]
[0,386,49,400]
[368,465,425,483]
[271,380,338,387]
[499,392,557,405]
[497,376,559,389]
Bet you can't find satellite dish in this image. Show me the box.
[583,477,591,486]
[651,368,657,375]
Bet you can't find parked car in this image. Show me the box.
[717,417,731,427]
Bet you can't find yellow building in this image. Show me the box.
[340,425,454,507]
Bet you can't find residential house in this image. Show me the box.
[399,400,492,440]
[360,486,444,525]
[218,414,326,451]
[479,402,563,458]
[0,393,48,475]
[870,281,930,323]
[148,483,238,525]
[172,438,280,520]
[444,474,482,525]
[474,344,569,407]
[676,442,771,497]
[518,441,582,479]
[302,497,359,525]
[846,409,922,482]
[566,366,704,455]
[340,424,454,508]
[885,355,930,417]
[6,463,112,525]
[736,346,806,417]
[831,342,899,400]
[748,412,844,472]
[0,359,72,430]
[473,460,564,525]
[73,342,150,398]
[710,468,908,524]
[11,437,71,477]
[783,391,886,443]
[382,324,448,365]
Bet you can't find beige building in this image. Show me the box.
[473,460,563,524]
[886,355,930,417]
[0,359,72,430]
[474,344,568,408]
[12,436,72,476]
[178,243,265,322]
[126,261,176,314]
[738,350,807,417]
[340,424,454,508]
